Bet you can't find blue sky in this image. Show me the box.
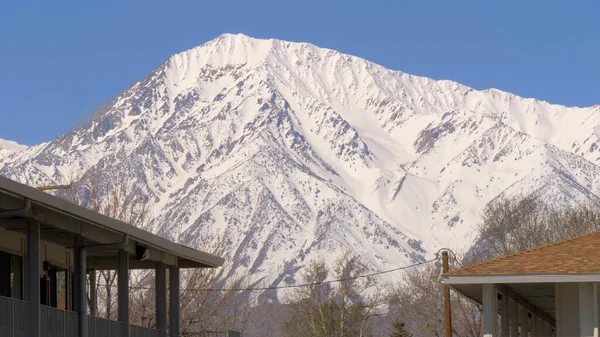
[1,1,598,145]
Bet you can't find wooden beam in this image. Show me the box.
[35,185,71,191]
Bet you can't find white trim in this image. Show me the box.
[443,274,600,284]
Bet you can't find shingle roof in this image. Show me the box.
[444,230,600,276]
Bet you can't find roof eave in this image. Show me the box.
[443,273,600,285]
[0,176,225,268]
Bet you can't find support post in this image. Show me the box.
[169,265,180,337]
[156,262,167,337]
[594,283,599,337]
[75,236,87,337]
[27,220,41,337]
[580,283,595,337]
[118,250,130,337]
[509,298,518,337]
[89,269,97,316]
[500,293,509,337]
[442,251,452,337]
[531,314,537,337]
[483,284,498,337]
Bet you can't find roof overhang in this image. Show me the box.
[443,273,600,285]
[0,176,224,268]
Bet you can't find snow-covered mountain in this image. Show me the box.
[2,34,600,292]
[0,138,28,161]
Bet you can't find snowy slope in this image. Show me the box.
[0,138,28,152]
[0,138,28,161]
[2,34,600,294]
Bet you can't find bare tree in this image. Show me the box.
[178,236,252,336]
[283,252,382,337]
[478,196,600,258]
[388,260,481,337]
[128,270,155,328]
[58,170,151,319]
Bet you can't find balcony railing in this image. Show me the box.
[41,305,78,337]
[0,295,30,337]
[88,315,122,337]
[0,295,159,337]
[130,324,160,337]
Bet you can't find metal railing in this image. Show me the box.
[129,324,160,337]
[1,295,162,337]
[0,295,31,337]
[198,331,241,337]
[41,305,78,337]
[88,315,123,337]
[88,315,159,337]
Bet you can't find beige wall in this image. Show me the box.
[555,283,580,336]
[0,227,72,272]
[555,282,600,337]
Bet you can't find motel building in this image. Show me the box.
[442,231,600,337]
[0,176,224,337]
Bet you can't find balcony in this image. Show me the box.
[0,295,158,337]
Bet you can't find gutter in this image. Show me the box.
[0,198,31,218]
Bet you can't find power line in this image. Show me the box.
[96,255,439,293]
[191,257,438,292]
[436,248,463,268]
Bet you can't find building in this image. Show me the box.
[0,176,225,337]
[441,231,600,337]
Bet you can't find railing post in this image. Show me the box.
[169,266,180,337]
[10,296,14,337]
[27,220,41,337]
[75,236,87,337]
[156,262,167,337]
[89,270,97,317]
[118,250,130,337]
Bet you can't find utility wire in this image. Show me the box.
[435,247,463,268]
[188,256,439,292]
[96,254,441,293]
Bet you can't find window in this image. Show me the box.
[0,251,23,299]
[43,263,68,309]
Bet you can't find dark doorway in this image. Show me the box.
[0,250,23,299]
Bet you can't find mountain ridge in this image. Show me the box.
[1,34,599,294]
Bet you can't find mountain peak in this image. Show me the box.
[169,33,276,70]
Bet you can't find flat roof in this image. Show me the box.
[0,176,224,268]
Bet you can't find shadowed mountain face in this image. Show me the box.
[2,34,600,294]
